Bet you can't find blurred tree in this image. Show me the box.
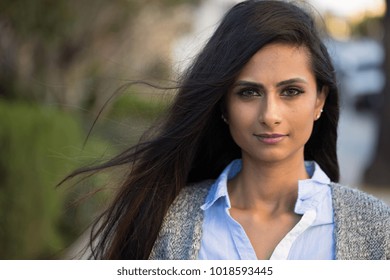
[0,0,199,259]
[364,0,390,186]
[352,16,384,39]
[0,100,113,259]
[0,0,196,113]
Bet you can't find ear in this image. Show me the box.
[314,86,328,121]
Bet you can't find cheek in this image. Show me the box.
[294,97,318,120]
[291,110,315,140]
[229,109,250,125]
[228,113,250,140]
[226,106,256,145]
[228,103,261,137]
[226,98,255,126]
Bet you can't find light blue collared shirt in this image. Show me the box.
[198,159,335,260]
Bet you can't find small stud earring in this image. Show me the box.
[221,114,228,124]
[316,109,323,120]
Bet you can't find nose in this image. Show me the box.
[258,95,282,127]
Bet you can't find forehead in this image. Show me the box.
[237,43,314,81]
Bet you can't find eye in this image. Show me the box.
[281,87,303,97]
[237,88,262,97]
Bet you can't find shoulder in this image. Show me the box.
[173,180,213,208]
[162,179,214,226]
[165,180,213,219]
[330,183,390,219]
[148,180,213,260]
[330,183,390,259]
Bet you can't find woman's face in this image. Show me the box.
[225,43,326,165]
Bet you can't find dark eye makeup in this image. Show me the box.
[236,86,304,98]
[237,87,262,97]
[281,87,304,97]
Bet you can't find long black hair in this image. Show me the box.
[65,0,339,259]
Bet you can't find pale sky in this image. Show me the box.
[309,0,386,18]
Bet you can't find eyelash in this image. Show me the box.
[281,87,304,97]
[237,88,261,97]
[237,87,304,97]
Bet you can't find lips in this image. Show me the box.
[253,133,287,144]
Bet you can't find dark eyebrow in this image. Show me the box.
[233,78,307,89]
[276,78,307,87]
[233,81,264,89]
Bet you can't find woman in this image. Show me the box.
[67,0,390,259]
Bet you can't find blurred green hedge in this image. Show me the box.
[108,92,169,120]
[0,100,111,259]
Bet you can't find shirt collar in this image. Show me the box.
[201,159,331,213]
[201,159,241,210]
[295,161,333,225]
[303,161,331,185]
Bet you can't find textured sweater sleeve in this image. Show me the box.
[332,183,390,260]
[148,181,212,260]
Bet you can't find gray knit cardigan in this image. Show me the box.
[149,181,390,260]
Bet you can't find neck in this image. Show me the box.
[228,156,309,214]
